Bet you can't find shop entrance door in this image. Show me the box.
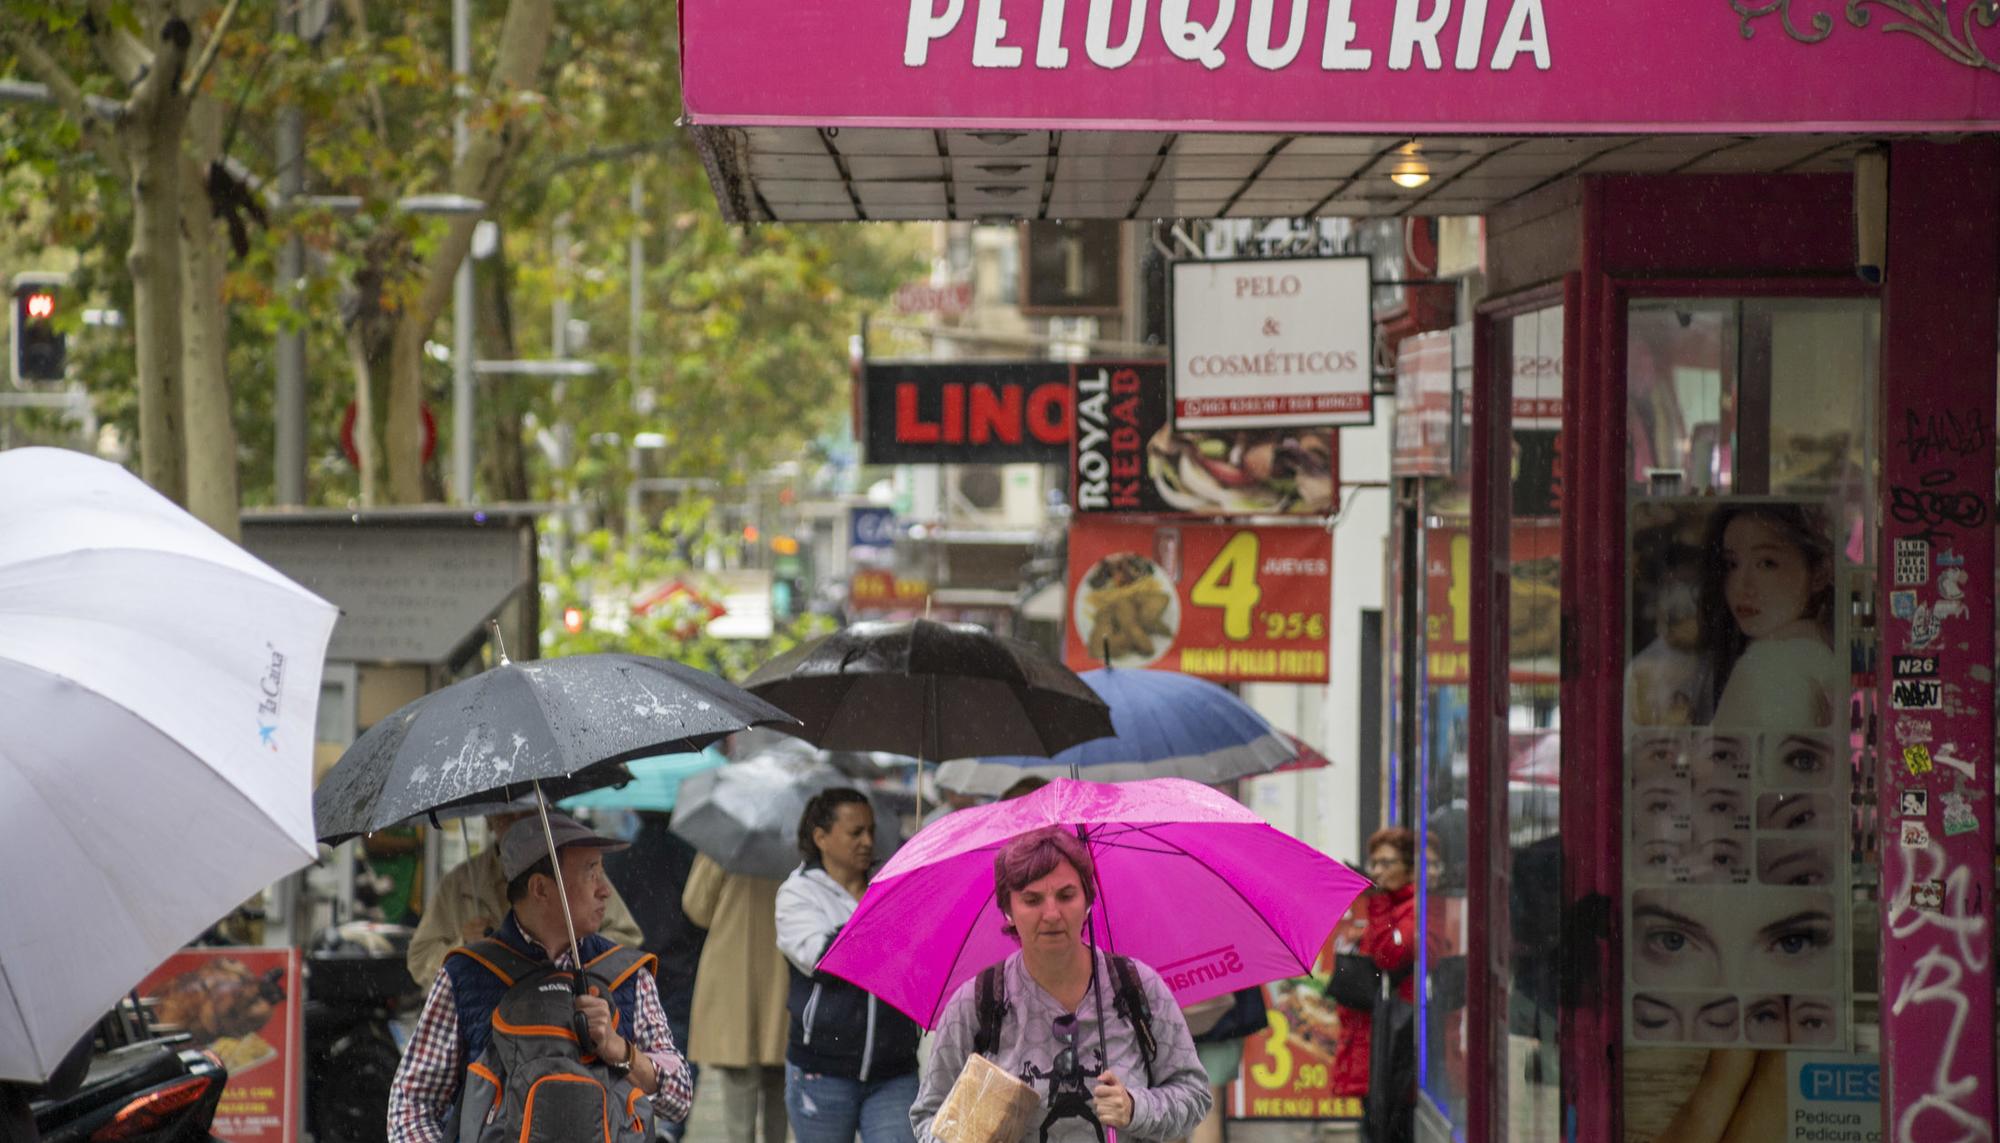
[1613,295,1881,1141]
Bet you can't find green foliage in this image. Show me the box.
[4,0,925,513]
[542,501,832,680]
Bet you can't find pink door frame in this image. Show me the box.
[1469,159,1997,1141]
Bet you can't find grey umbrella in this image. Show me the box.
[314,650,797,963]
[670,739,905,880]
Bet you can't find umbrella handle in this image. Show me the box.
[572,973,602,1056]
[532,779,591,1056]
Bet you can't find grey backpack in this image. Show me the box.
[452,939,658,1143]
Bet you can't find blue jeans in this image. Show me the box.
[784,1062,918,1143]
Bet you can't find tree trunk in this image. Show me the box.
[475,237,530,503]
[377,0,555,503]
[178,96,239,538]
[123,95,190,506]
[383,316,432,503]
[345,329,384,505]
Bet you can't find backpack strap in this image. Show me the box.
[1107,955,1156,1088]
[581,944,660,995]
[972,963,1009,1057]
[447,938,542,988]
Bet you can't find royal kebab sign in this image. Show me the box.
[1073,361,1339,518]
[1066,518,1332,683]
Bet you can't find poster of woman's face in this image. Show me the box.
[1625,498,1849,1049]
[1626,498,1841,729]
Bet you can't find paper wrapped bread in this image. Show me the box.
[932,1053,1041,1143]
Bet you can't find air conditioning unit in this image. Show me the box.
[943,464,1047,531]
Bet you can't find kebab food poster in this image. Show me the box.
[1066,518,1332,683]
[1072,362,1337,517]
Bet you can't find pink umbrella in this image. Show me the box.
[816,777,1372,1027]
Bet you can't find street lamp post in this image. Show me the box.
[451,0,475,504]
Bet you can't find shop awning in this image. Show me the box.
[678,2,2000,222]
[689,126,1878,222]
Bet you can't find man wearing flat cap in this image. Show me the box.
[407,804,645,987]
[386,813,693,1143]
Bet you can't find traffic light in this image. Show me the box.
[11,275,68,385]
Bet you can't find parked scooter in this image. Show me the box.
[17,998,229,1143]
[302,922,420,1143]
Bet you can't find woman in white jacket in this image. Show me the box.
[776,789,923,1143]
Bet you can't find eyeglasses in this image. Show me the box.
[1366,858,1408,871]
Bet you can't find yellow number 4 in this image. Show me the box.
[1191,532,1262,640]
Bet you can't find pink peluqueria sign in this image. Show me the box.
[680,1,2000,133]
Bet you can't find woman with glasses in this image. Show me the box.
[1336,831,1416,1127]
[910,826,1211,1143]
[1354,827,1418,1143]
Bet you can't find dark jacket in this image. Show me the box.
[441,912,644,1069]
[774,866,921,1081]
[604,816,705,1027]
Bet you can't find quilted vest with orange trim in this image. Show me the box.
[442,914,657,1143]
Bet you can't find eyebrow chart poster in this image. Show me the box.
[1622,497,1852,1053]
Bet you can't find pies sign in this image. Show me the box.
[1065,519,1331,683]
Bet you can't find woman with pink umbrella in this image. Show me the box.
[909,826,1211,1143]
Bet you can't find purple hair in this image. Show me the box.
[992,826,1097,938]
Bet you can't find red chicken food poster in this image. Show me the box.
[136,948,301,1142]
[1065,519,1332,683]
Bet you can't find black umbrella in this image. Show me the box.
[742,619,1115,813]
[314,651,798,963]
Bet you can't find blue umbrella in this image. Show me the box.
[933,668,1297,796]
[559,747,726,814]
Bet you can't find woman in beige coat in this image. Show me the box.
[684,852,791,1143]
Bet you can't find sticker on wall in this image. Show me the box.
[1892,654,1938,679]
[1899,788,1929,817]
[1941,792,1978,837]
[1912,879,1945,911]
[1888,590,1918,620]
[1903,744,1935,776]
[1900,821,1932,849]
[1895,716,1934,745]
[1894,538,1930,585]
[1908,605,1942,649]
[1932,567,1972,621]
[1891,678,1943,710]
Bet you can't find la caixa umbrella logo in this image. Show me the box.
[256,644,288,751]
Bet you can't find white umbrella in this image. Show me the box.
[0,448,339,1083]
